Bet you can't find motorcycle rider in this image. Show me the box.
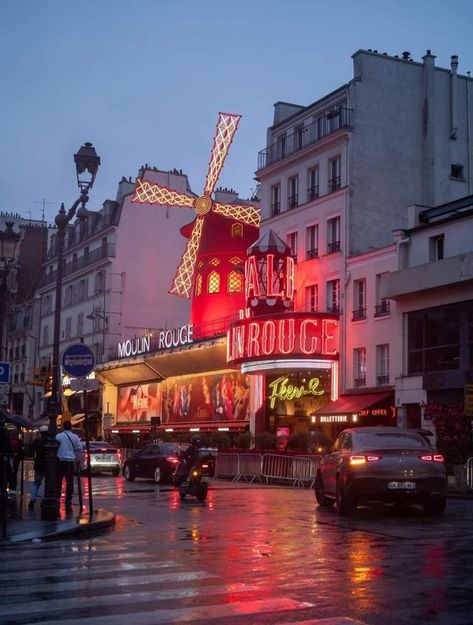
[177,435,203,484]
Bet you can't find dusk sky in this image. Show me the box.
[1,0,472,225]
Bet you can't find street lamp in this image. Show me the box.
[41,143,100,521]
[0,222,21,360]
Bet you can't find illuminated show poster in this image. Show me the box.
[162,371,250,423]
[117,383,162,422]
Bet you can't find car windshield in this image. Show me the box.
[357,432,430,450]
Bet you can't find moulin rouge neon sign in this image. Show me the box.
[268,375,325,409]
[227,313,339,364]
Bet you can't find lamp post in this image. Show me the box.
[41,143,100,521]
[0,222,21,361]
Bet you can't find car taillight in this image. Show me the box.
[167,456,179,464]
[419,454,445,462]
[350,455,381,465]
[201,463,209,469]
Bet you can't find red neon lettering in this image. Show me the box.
[261,320,276,355]
[322,319,338,354]
[266,254,283,298]
[286,256,295,301]
[247,322,261,358]
[245,256,260,300]
[278,319,295,354]
[300,319,319,354]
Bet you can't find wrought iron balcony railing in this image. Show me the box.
[288,194,299,209]
[352,307,366,321]
[328,176,341,193]
[353,377,366,388]
[307,185,319,201]
[257,104,350,170]
[327,241,341,254]
[270,201,280,217]
[377,375,390,385]
[41,243,116,287]
[306,248,318,260]
[374,299,390,316]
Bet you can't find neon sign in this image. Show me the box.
[227,313,339,365]
[268,376,325,409]
[117,324,194,359]
[245,254,294,302]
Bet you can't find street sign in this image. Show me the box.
[0,362,10,383]
[70,378,100,392]
[62,344,95,378]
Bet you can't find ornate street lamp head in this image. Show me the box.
[74,142,101,193]
[0,221,21,264]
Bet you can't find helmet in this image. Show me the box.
[191,435,202,445]
[39,425,48,433]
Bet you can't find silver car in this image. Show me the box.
[81,441,121,476]
[314,427,447,515]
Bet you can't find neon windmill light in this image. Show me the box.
[133,112,260,337]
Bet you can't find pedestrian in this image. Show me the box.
[8,428,24,494]
[0,420,14,497]
[56,421,83,513]
[28,425,49,509]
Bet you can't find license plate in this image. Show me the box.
[388,481,416,490]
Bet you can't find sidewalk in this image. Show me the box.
[0,492,115,545]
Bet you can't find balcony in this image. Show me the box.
[327,304,339,313]
[327,241,341,254]
[328,176,341,193]
[374,299,390,317]
[353,377,366,388]
[288,195,299,210]
[270,201,280,217]
[257,105,351,170]
[377,375,390,386]
[306,248,318,260]
[352,307,366,321]
[307,186,319,202]
[41,243,116,287]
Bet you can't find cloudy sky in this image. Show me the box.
[1,0,472,224]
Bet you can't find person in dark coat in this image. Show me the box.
[28,425,48,509]
[0,420,14,501]
[8,428,24,493]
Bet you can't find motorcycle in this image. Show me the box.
[174,453,211,502]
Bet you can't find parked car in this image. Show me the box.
[81,441,121,476]
[314,427,448,515]
[122,443,185,483]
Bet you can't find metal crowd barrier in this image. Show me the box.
[467,457,473,489]
[215,452,320,488]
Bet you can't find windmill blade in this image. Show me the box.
[133,179,195,208]
[169,216,204,298]
[213,202,260,227]
[203,112,241,196]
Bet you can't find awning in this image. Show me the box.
[314,392,395,416]
[110,420,248,434]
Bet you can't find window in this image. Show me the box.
[72,252,78,271]
[328,156,341,192]
[294,123,305,150]
[327,217,340,253]
[377,344,389,385]
[407,303,466,374]
[77,312,84,337]
[83,245,89,262]
[450,164,464,179]
[208,271,220,294]
[195,274,202,296]
[287,232,298,262]
[327,105,342,133]
[271,184,281,216]
[276,133,286,160]
[354,348,366,387]
[79,278,88,300]
[95,270,106,294]
[353,279,366,320]
[42,325,49,347]
[231,223,243,237]
[305,284,318,312]
[228,270,243,293]
[375,272,390,316]
[429,234,444,261]
[288,175,298,209]
[306,224,318,260]
[307,166,319,201]
[64,285,73,306]
[65,317,72,340]
[326,278,340,312]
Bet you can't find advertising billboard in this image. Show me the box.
[162,371,250,423]
[117,382,162,422]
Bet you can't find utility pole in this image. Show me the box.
[34,199,55,222]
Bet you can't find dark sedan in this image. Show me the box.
[123,443,185,484]
[314,427,447,515]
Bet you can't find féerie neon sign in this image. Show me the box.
[268,375,325,409]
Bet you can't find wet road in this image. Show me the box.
[1,476,473,625]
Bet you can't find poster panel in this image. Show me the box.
[162,371,250,423]
[117,382,161,422]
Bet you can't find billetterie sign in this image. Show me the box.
[227,313,339,365]
[118,324,193,359]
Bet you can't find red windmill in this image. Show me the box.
[132,112,260,338]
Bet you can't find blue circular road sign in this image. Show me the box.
[62,343,95,377]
